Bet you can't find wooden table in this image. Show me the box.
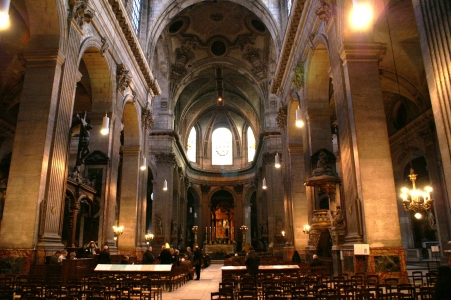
[94,264,173,276]
[221,265,300,280]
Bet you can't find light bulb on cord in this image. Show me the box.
[163,179,168,191]
[262,178,267,190]
[295,107,304,127]
[0,1,10,30]
[101,113,110,135]
[140,157,147,171]
[275,153,281,168]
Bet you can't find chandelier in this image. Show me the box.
[400,168,433,216]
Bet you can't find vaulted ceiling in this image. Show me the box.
[158,1,276,149]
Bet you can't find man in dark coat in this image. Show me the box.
[98,245,112,264]
[159,245,172,264]
[141,246,155,264]
[193,245,203,280]
[245,246,260,285]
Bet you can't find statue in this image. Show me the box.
[155,214,163,235]
[171,219,177,236]
[75,112,92,167]
[332,206,344,226]
[276,216,283,233]
[262,219,268,234]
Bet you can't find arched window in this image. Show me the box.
[131,0,141,33]
[187,127,197,162]
[247,126,256,162]
[212,127,233,165]
[287,0,292,15]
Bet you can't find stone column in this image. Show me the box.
[339,42,402,248]
[0,49,67,257]
[412,0,451,246]
[288,145,309,248]
[305,108,334,154]
[118,145,141,250]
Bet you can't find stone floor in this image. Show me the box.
[161,264,222,300]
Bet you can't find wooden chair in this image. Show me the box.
[237,290,257,299]
[397,286,415,300]
[384,278,399,287]
[379,292,407,300]
[211,291,233,299]
[356,292,376,300]
[415,290,434,299]
[410,271,424,287]
[366,275,379,287]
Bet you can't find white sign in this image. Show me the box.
[354,244,370,255]
[431,245,440,252]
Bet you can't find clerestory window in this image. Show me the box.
[131,0,141,33]
[212,127,233,165]
[247,126,256,162]
[187,127,197,162]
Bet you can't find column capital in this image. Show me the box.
[340,42,386,64]
[120,145,141,154]
[22,49,66,67]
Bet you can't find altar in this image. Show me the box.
[204,244,235,256]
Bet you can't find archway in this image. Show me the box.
[210,190,235,244]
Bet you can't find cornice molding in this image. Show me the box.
[107,0,161,97]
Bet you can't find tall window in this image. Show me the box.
[247,126,256,162]
[131,0,141,33]
[187,127,197,162]
[212,128,233,165]
[287,0,292,15]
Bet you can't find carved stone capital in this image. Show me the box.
[315,0,336,25]
[155,153,177,167]
[141,106,155,130]
[117,64,132,92]
[276,104,287,130]
[100,37,109,57]
[69,0,95,29]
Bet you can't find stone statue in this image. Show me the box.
[276,216,283,234]
[332,206,344,226]
[155,214,163,235]
[171,219,177,236]
[75,112,92,167]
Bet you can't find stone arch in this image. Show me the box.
[122,101,142,146]
[77,40,116,113]
[23,0,66,50]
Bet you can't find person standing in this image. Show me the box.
[245,246,260,285]
[141,246,155,264]
[193,245,202,280]
[292,250,301,264]
[159,245,172,264]
[98,245,112,264]
[186,247,193,262]
[309,254,323,267]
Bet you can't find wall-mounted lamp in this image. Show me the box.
[303,225,310,234]
[262,178,267,190]
[140,157,147,171]
[163,179,168,191]
[145,230,154,245]
[275,153,281,168]
[0,0,11,30]
[101,113,110,135]
[281,230,285,237]
[295,107,304,128]
[113,225,124,240]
